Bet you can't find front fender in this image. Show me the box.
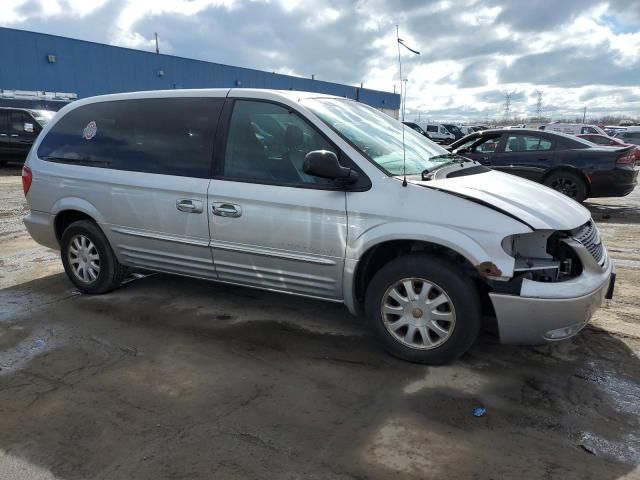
[342,221,525,315]
[347,222,492,266]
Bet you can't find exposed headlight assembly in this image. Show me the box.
[502,231,579,282]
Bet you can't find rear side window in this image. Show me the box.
[426,125,438,132]
[37,97,224,178]
[10,112,32,133]
[504,135,552,152]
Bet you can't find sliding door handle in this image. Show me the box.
[176,199,203,213]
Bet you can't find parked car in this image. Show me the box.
[442,124,464,140]
[577,133,640,164]
[460,126,484,136]
[0,107,55,166]
[614,127,640,146]
[420,123,456,144]
[604,125,627,136]
[23,89,615,365]
[402,121,431,139]
[577,133,629,146]
[448,128,637,202]
[542,123,607,136]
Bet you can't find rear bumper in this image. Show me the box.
[23,210,59,250]
[489,240,614,345]
[590,168,638,197]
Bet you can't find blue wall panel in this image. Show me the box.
[0,27,400,109]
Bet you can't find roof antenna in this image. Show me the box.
[396,25,420,187]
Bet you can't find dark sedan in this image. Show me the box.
[448,128,638,202]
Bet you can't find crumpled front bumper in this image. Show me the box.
[489,239,615,345]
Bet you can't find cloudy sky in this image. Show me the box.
[3,0,640,121]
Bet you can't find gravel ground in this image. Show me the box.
[1,166,639,480]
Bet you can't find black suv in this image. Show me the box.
[0,108,55,166]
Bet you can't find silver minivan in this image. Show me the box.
[22,89,615,364]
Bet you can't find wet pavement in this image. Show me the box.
[1,166,639,479]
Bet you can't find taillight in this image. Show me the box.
[616,152,635,165]
[22,165,33,196]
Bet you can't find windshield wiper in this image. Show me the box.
[428,153,473,162]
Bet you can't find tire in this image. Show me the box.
[364,254,481,365]
[60,219,127,294]
[0,161,6,168]
[543,170,587,202]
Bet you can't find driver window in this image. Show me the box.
[224,100,336,186]
[474,137,500,153]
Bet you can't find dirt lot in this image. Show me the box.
[1,165,639,479]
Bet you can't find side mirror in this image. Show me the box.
[303,150,359,186]
[24,122,34,133]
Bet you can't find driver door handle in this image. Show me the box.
[176,199,203,214]
[212,203,242,218]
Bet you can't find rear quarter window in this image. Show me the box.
[37,97,224,178]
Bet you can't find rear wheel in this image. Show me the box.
[543,170,587,202]
[60,220,126,294]
[364,254,481,365]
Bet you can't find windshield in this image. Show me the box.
[443,124,463,137]
[301,98,451,176]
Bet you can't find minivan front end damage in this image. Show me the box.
[488,221,615,344]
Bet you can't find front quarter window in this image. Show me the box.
[301,98,453,176]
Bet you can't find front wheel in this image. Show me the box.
[543,171,587,202]
[60,219,127,294]
[364,254,481,365]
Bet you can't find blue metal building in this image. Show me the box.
[0,27,399,111]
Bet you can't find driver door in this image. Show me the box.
[458,134,502,165]
[208,99,348,299]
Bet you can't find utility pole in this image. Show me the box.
[155,32,159,54]
[503,92,512,123]
[582,106,587,123]
[534,90,543,120]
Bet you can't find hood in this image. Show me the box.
[412,170,590,230]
